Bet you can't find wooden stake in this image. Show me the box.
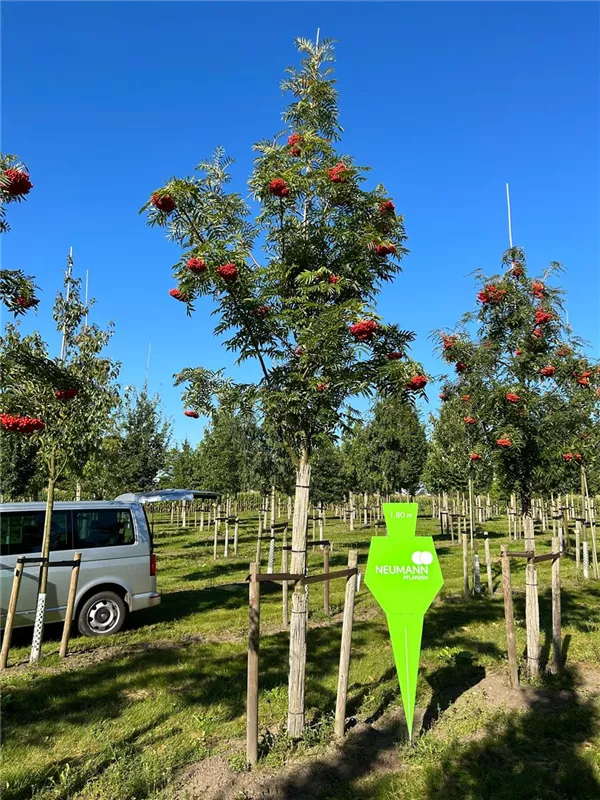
[0,557,25,669]
[335,549,358,738]
[501,547,519,687]
[234,517,239,555]
[282,529,289,627]
[247,563,260,766]
[462,533,470,596]
[484,533,493,595]
[59,553,82,658]
[551,537,561,674]
[525,556,540,678]
[323,544,330,616]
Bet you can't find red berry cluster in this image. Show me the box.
[496,438,512,448]
[387,351,403,361]
[406,374,427,391]
[151,194,176,214]
[186,257,207,274]
[169,288,189,302]
[539,365,556,377]
[349,319,378,342]
[531,281,545,299]
[328,163,349,183]
[216,263,238,282]
[477,284,506,304]
[439,392,449,401]
[3,168,33,196]
[575,370,592,387]
[316,381,329,392]
[442,334,458,351]
[563,453,583,462]
[506,393,520,403]
[328,274,341,284]
[269,178,290,198]
[511,262,523,278]
[375,243,396,257]
[532,327,543,340]
[461,394,471,403]
[294,346,305,357]
[470,453,482,461]
[515,349,523,356]
[556,346,572,357]
[184,410,199,419]
[379,200,395,215]
[1,413,45,433]
[15,296,36,309]
[55,389,78,401]
[255,305,270,318]
[288,133,303,157]
[535,309,553,325]
[464,416,477,425]
[455,361,468,373]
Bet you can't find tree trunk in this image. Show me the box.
[287,452,311,738]
[30,452,57,664]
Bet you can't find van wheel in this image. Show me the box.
[77,591,127,637]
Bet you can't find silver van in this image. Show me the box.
[0,500,160,636]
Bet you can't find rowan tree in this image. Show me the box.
[142,36,426,735]
[0,260,120,661]
[435,246,599,539]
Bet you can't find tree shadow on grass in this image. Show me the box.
[423,674,600,800]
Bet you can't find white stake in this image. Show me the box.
[506,183,513,249]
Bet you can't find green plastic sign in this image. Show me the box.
[365,503,443,740]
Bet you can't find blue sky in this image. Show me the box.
[3,1,599,446]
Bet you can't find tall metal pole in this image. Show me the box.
[505,183,513,249]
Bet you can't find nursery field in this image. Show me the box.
[2,511,600,800]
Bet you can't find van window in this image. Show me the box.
[0,511,71,556]
[73,509,134,549]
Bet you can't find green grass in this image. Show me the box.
[2,512,600,799]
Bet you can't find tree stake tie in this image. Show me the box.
[365,503,444,742]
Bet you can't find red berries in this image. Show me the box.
[439,392,449,401]
[535,309,553,325]
[1,413,44,433]
[575,453,583,462]
[562,453,573,461]
[349,320,378,342]
[464,416,477,425]
[515,349,523,356]
[15,296,36,309]
[406,374,428,391]
[379,200,395,215]
[387,351,403,361]
[442,334,458,351]
[169,288,189,302]
[496,438,512,448]
[461,394,471,403]
[151,194,176,214]
[577,376,590,387]
[186,257,207,274]
[255,305,270,318]
[470,453,482,461]
[506,393,520,403]
[477,284,506,304]
[216,263,238,282]
[375,243,396,257]
[556,346,572,357]
[511,263,523,278]
[539,365,556,377]
[269,178,290,198]
[328,274,341,284]
[294,346,305,357]
[316,381,329,391]
[184,410,199,419]
[532,327,543,340]
[328,162,350,183]
[54,389,78,401]
[288,133,304,156]
[455,362,468,373]
[3,168,33,196]
[531,281,545,299]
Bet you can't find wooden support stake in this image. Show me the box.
[288,585,307,737]
[0,557,25,670]
[484,533,493,595]
[323,544,330,616]
[501,547,519,688]
[525,557,540,678]
[59,553,82,658]
[282,530,289,627]
[551,537,561,674]
[234,517,239,555]
[462,533,470,596]
[335,549,358,739]
[247,563,260,766]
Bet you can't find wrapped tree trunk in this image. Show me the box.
[30,451,56,664]
[288,452,311,738]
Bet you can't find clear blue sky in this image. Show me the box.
[3,1,599,445]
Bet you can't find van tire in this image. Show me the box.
[77,591,127,637]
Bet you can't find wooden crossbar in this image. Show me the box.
[245,567,358,585]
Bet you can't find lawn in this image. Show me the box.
[2,509,600,799]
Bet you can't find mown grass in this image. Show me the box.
[2,510,600,799]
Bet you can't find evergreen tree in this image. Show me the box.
[116,387,171,492]
[310,438,347,504]
[142,36,426,735]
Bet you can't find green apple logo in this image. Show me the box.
[365,503,444,740]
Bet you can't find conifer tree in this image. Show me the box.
[142,36,426,735]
